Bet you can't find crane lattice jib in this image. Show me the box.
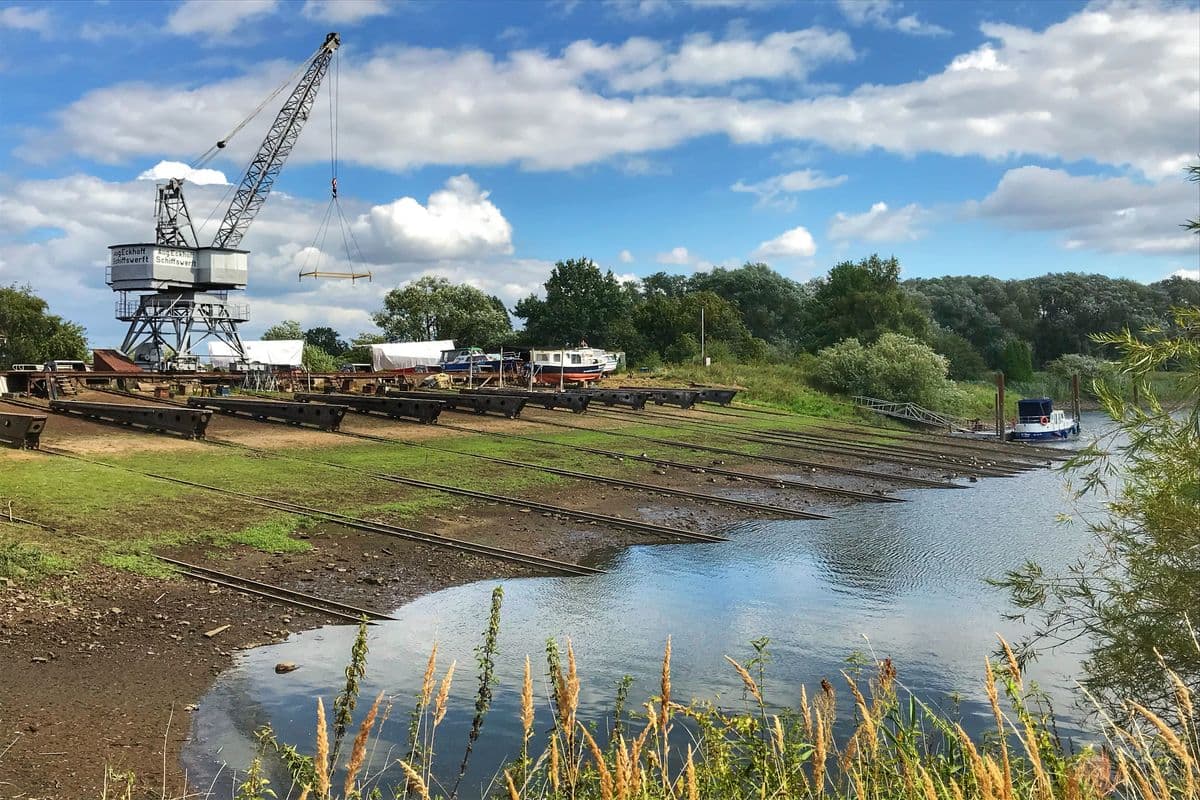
[211,32,340,250]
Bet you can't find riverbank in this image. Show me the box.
[0,388,991,798]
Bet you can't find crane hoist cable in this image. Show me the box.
[299,48,371,283]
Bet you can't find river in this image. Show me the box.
[184,413,1107,796]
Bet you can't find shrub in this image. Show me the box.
[813,333,960,408]
[1000,338,1035,381]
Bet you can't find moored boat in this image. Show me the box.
[530,347,606,384]
[1008,397,1080,441]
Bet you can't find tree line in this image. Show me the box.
[355,258,1199,378]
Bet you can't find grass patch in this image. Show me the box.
[0,535,71,583]
[98,551,176,578]
[216,517,313,554]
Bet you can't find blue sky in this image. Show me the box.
[0,0,1197,345]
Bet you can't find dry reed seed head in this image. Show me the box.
[315,697,331,800]
[297,788,310,800]
[342,691,384,798]
[614,736,630,800]
[521,655,534,740]
[421,644,438,708]
[661,637,673,730]
[799,685,814,741]
[725,655,764,705]
[549,734,561,793]
[433,660,456,728]
[504,768,521,800]
[566,641,581,731]
[398,760,431,800]
[579,724,614,800]
[949,777,966,800]
[997,634,1023,689]
[813,708,828,790]
[917,762,939,800]
[1130,702,1193,770]
[772,715,786,757]
[954,724,993,800]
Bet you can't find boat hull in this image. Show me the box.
[532,364,604,384]
[1008,422,1079,441]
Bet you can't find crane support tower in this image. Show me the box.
[108,32,340,371]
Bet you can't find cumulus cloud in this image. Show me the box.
[732,169,847,209]
[828,201,929,242]
[30,4,1196,178]
[1169,268,1199,280]
[836,0,949,37]
[971,166,1198,255]
[355,174,513,262]
[656,246,691,265]
[166,0,278,37]
[619,249,635,263]
[301,0,391,23]
[0,5,52,33]
[0,171,529,346]
[609,28,855,91]
[136,160,228,186]
[752,225,817,259]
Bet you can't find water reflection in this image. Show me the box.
[185,417,1103,796]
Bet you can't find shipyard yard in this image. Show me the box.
[0,380,1067,797]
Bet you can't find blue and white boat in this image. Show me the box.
[1008,398,1080,441]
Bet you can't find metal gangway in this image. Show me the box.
[852,396,978,433]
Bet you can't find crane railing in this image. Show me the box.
[852,396,976,432]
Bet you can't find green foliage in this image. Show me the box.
[340,332,388,365]
[514,258,634,347]
[687,262,810,348]
[220,518,312,554]
[261,320,303,341]
[998,305,1200,712]
[0,536,70,583]
[631,290,764,364]
[812,333,959,408]
[1000,338,1034,381]
[931,327,988,380]
[304,326,348,356]
[375,276,512,347]
[803,255,930,350]
[302,343,340,372]
[0,284,89,369]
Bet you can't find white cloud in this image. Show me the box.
[971,166,1198,255]
[609,28,855,91]
[355,174,513,262]
[656,246,691,265]
[301,0,391,24]
[0,171,527,346]
[732,168,847,209]
[1168,268,1199,281]
[166,0,278,37]
[752,226,817,259]
[0,5,52,33]
[837,0,949,37]
[136,160,228,186]
[26,4,1200,179]
[605,0,779,18]
[828,201,928,242]
[618,249,635,263]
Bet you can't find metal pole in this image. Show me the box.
[498,347,504,389]
[559,345,565,392]
[700,306,705,366]
[996,371,1006,442]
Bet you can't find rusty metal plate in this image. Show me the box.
[0,411,47,449]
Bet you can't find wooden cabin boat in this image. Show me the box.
[530,348,605,384]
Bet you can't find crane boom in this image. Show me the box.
[211,32,340,250]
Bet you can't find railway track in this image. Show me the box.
[0,514,392,623]
[33,447,603,577]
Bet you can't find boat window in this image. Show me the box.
[570,354,582,364]
[553,353,561,362]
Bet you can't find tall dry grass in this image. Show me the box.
[232,617,1198,800]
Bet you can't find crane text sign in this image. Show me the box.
[110,245,197,269]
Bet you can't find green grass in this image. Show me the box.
[0,535,72,583]
[217,517,313,554]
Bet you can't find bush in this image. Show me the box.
[813,333,960,408]
[1000,338,1034,381]
[931,328,988,380]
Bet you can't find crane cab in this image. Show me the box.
[107,244,248,291]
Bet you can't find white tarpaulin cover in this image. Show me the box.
[208,340,304,368]
[370,340,454,371]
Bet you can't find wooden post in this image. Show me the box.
[996,371,1006,442]
[1071,373,1081,422]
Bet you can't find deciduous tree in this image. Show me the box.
[0,284,88,368]
[374,276,512,348]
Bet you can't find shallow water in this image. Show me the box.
[185,414,1106,796]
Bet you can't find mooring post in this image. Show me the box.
[1071,373,1081,422]
[995,371,1006,442]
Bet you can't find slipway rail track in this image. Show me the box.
[0,514,393,623]
[30,447,603,577]
[588,406,1046,475]
[432,421,905,504]
[584,407,1022,477]
[200,438,726,543]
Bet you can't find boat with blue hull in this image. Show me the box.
[1008,398,1080,441]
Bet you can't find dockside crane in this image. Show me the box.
[108,32,341,371]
